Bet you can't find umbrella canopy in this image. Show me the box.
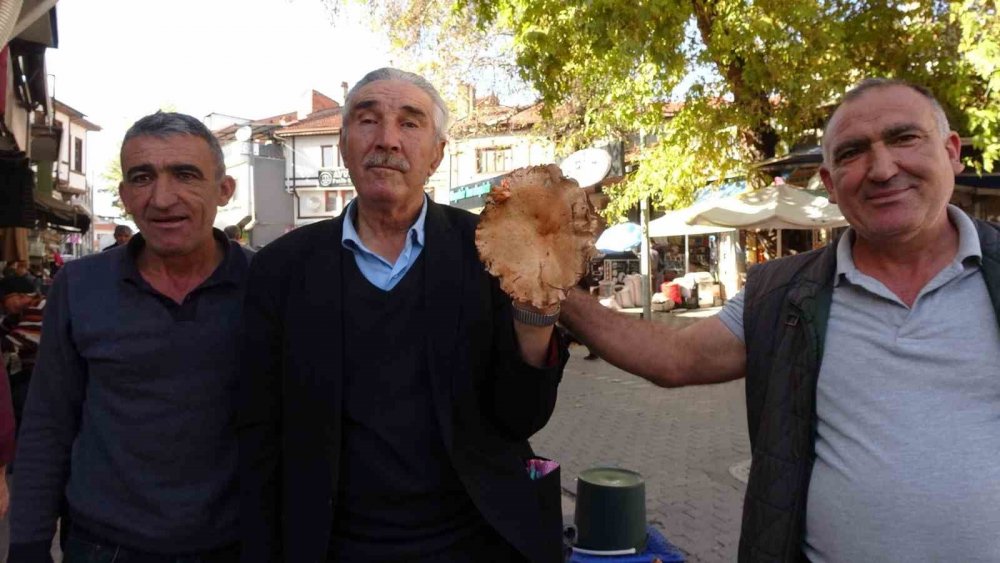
[687,184,848,230]
[649,205,734,238]
[596,222,642,252]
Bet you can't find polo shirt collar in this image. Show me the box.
[120,228,245,287]
[835,204,983,286]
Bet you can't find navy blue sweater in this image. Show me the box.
[10,231,250,557]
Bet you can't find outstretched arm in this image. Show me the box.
[559,288,745,387]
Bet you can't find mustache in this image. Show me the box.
[363,151,411,172]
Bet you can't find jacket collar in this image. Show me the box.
[974,218,1000,326]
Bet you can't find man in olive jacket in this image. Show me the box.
[560,78,1000,562]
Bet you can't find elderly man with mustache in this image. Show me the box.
[239,68,568,563]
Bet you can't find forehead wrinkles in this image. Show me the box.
[122,137,215,173]
[351,81,434,118]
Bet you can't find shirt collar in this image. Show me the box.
[120,228,246,287]
[834,204,982,285]
[341,194,428,256]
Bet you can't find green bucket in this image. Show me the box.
[573,467,647,554]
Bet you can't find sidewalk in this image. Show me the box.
[533,307,750,562]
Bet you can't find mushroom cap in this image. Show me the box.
[476,164,599,308]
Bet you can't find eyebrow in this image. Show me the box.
[831,122,926,160]
[124,163,155,178]
[352,100,430,122]
[883,123,923,139]
[124,163,206,179]
[167,163,206,178]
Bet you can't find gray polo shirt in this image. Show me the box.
[719,206,1000,562]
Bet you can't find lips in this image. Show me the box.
[148,216,189,227]
[866,186,912,202]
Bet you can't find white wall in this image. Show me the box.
[216,147,252,229]
[449,133,556,190]
[283,132,455,221]
[53,107,89,192]
[284,134,342,183]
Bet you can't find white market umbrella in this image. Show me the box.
[649,205,735,238]
[687,184,848,230]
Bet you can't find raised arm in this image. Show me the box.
[559,288,746,387]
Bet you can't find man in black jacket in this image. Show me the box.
[239,68,568,562]
[560,78,1000,562]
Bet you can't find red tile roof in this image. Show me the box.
[273,108,343,136]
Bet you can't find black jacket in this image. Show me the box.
[238,201,568,563]
[738,217,1000,562]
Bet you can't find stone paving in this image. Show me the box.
[533,308,751,563]
[0,308,748,563]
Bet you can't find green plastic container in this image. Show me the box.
[573,467,647,553]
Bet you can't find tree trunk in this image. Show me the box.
[691,0,779,167]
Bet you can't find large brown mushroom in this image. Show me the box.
[476,164,599,308]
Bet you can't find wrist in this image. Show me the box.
[511,301,561,326]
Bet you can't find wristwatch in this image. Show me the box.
[511,302,560,326]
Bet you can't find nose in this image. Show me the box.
[148,176,179,209]
[866,142,898,183]
[374,121,402,152]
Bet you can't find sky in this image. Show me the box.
[46,0,394,215]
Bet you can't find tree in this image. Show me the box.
[319,0,533,116]
[328,0,1000,219]
[97,155,126,216]
[953,0,1000,172]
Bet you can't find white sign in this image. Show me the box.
[559,148,612,188]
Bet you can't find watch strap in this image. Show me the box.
[511,302,560,326]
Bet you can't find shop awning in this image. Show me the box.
[34,191,90,233]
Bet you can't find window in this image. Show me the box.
[476,146,513,174]
[324,189,356,215]
[73,138,84,173]
[321,145,340,168]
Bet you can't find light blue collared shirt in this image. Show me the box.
[341,196,427,291]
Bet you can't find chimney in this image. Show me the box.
[341,81,349,104]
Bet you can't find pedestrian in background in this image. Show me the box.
[102,224,133,251]
[0,275,43,438]
[223,225,241,242]
[9,112,249,563]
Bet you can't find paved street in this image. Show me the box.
[0,309,748,563]
[533,309,750,562]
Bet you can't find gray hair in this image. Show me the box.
[822,78,951,164]
[122,111,226,180]
[341,68,449,142]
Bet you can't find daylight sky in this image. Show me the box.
[46,0,394,215]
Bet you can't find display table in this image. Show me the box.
[568,526,685,562]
